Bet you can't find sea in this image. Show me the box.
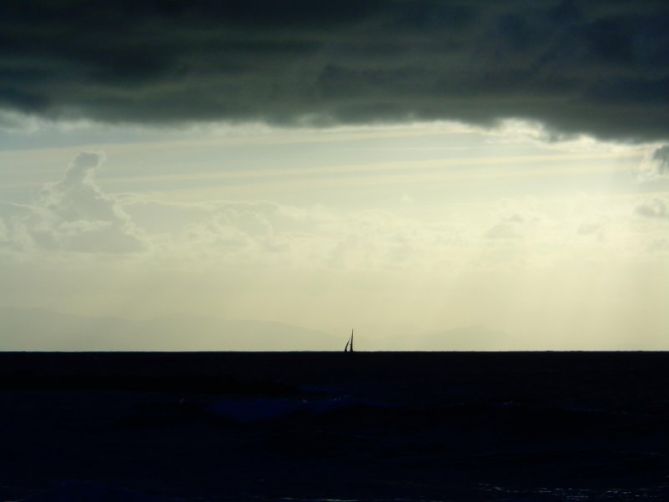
[1,352,668,501]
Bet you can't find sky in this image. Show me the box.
[0,0,668,350]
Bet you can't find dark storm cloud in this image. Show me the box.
[1,0,669,141]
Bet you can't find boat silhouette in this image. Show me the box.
[344,329,354,353]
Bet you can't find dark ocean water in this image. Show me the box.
[1,352,668,501]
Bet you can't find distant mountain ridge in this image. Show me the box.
[0,307,336,351]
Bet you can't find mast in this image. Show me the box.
[350,329,354,352]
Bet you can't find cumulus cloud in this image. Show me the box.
[2,153,455,265]
[636,199,669,220]
[1,1,668,141]
[124,198,319,259]
[124,197,448,269]
[485,223,520,240]
[485,214,526,240]
[0,153,145,253]
[636,144,669,182]
[652,145,669,175]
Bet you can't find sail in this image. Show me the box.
[344,329,354,353]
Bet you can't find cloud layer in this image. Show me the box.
[1,150,668,348]
[1,1,669,141]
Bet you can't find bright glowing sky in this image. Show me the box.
[1,118,667,350]
[2,0,669,350]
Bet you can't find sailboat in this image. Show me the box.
[344,329,354,353]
